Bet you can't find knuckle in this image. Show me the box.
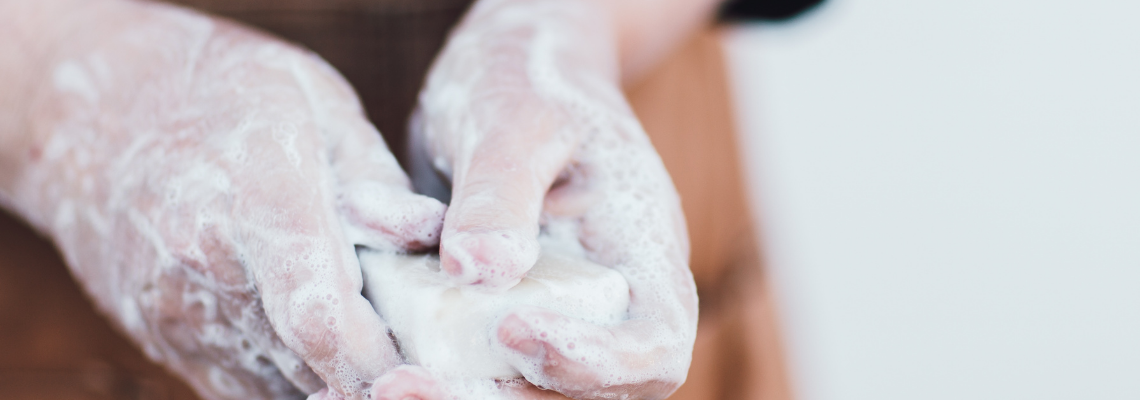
[275,291,339,361]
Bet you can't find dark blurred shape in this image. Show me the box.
[719,0,825,21]
[173,0,476,167]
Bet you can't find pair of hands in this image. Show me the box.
[0,0,698,399]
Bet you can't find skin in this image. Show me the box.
[407,0,719,398]
[0,1,444,398]
[0,0,721,398]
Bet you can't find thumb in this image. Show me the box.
[301,55,447,253]
[436,110,577,290]
[330,117,445,252]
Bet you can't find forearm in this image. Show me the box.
[0,0,115,204]
[455,0,718,89]
[591,0,723,83]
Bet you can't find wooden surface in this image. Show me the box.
[0,212,199,399]
[628,29,792,400]
[0,27,789,400]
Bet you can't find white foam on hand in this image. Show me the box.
[359,236,630,380]
[1,2,446,399]
[405,0,698,398]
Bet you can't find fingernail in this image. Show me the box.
[440,230,538,289]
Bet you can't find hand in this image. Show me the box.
[411,0,699,397]
[1,1,444,399]
[369,366,571,400]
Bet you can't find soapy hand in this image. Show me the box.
[409,0,699,397]
[370,366,574,400]
[1,1,444,399]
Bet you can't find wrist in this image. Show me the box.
[458,0,624,83]
[457,0,719,86]
[580,0,721,84]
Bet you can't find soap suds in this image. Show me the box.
[359,235,629,381]
[4,2,434,398]
[410,0,698,396]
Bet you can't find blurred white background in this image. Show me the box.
[723,0,1140,399]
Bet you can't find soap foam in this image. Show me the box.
[358,238,629,379]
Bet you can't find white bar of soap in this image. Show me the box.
[359,246,630,379]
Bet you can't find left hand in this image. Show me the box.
[0,2,446,398]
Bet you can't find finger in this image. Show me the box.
[306,387,353,400]
[242,312,327,394]
[143,261,316,399]
[294,51,447,252]
[370,366,571,400]
[496,143,697,399]
[338,181,447,251]
[228,52,404,399]
[435,102,578,290]
[179,232,324,394]
[330,118,446,252]
[501,383,577,400]
[240,135,402,399]
[496,308,687,399]
[370,366,448,400]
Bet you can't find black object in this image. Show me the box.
[720,0,825,21]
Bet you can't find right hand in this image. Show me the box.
[407,0,698,398]
[1,1,444,399]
